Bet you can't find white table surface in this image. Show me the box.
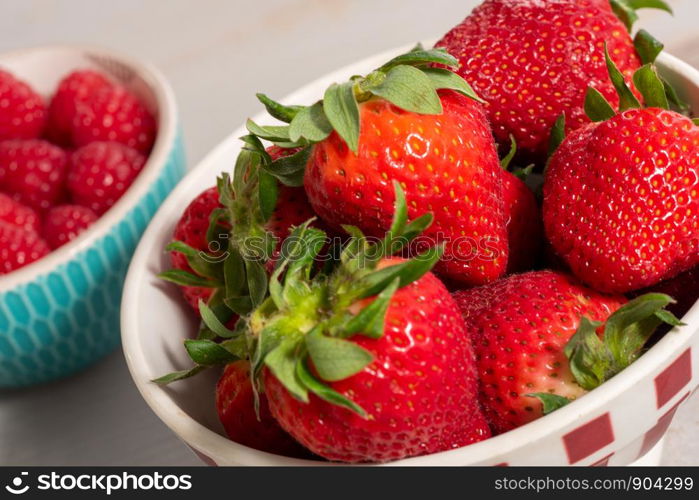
[0,0,697,466]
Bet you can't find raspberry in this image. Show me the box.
[72,86,156,153]
[0,70,47,141]
[67,141,146,215]
[46,70,112,146]
[0,221,50,274]
[0,193,40,233]
[0,139,69,211]
[42,204,98,249]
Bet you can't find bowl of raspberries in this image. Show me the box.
[122,0,698,465]
[0,45,184,387]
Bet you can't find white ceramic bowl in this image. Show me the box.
[121,43,699,466]
[0,45,185,387]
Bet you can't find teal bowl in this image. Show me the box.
[0,45,185,387]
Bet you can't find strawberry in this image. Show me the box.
[170,186,224,312]
[166,144,321,317]
[453,270,680,433]
[160,185,490,462]
[67,141,146,215]
[0,221,50,274]
[501,170,541,273]
[304,92,508,288]
[454,271,623,432]
[0,193,40,234]
[216,361,306,456]
[499,142,542,273]
[266,186,317,243]
[250,187,490,462]
[543,57,699,293]
[72,85,156,154]
[42,204,98,249]
[264,259,490,462]
[0,139,69,211]
[434,0,672,161]
[0,69,47,141]
[253,47,508,286]
[46,70,112,146]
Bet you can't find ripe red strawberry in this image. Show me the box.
[434,0,663,161]
[304,91,507,287]
[0,139,69,211]
[0,70,47,141]
[264,256,490,462]
[238,188,492,463]
[171,186,224,312]
[72,85,156,153]
[0,193,40,233]
[267,187,317,235]
[544,108,699,293]
[42,204,98,249]
[0,221,50,274]
[453,270,678,433]
[67,141,146,215]
[454,271,623,432]
[268,187,317,236]
[253,48,509,287]
[501,169,542,273]
[216,361,306,456]
[46,70,112,146]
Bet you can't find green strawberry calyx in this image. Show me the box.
[547,114,567,158]
[155,138,293,382]
[608,0,675,109]
[565,293,683,390]
[247,182,441,416]
[609,0,672,31]
[584,42,690,124]
[524,393,572,415]
[527,293,682,411]
[249,44,483,166]
[500,135,535,180]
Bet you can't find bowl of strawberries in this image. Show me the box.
[0,45,184,387]
[122,0,698,465]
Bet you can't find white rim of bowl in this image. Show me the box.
[121,45,699,465]
[0,43,178,291]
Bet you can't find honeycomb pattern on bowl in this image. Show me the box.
[0,134,185,387]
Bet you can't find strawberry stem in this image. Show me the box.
[565,293,682,390]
